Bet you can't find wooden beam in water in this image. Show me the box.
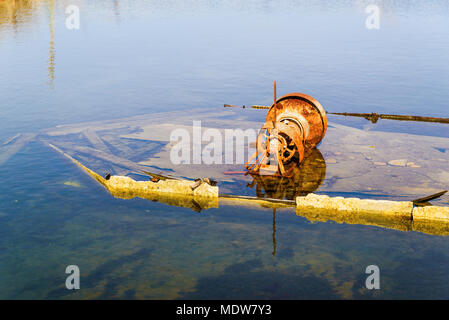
[41,139,151,174]
[101,135,134,156]
[2,133,22,146]
[83,129,111,154]
[0,133,36,166]
[412,190,448,205]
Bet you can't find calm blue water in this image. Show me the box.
[1,0,449,299]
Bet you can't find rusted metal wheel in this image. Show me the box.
[245,85,327,176]
[266,93,327,148]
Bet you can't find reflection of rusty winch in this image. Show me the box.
[245,82,327,176]
[248,148,327,200]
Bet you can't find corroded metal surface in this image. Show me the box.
[268,92,327,148]
[246,83,327,176]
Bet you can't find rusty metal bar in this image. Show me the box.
[223,105,449,125]
[327,112,449,124]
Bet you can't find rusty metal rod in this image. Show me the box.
[327,112,449,124]
[224,104,245,108]
[251,105,270,109]
[225,104,449,124]
[274,81,277,129]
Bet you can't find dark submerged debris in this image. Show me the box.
[141,170,180,181]
[412,190,448,205]
[191,178,217,190]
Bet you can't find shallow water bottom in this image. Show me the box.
[1,141,449,299]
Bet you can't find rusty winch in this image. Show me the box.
[245,82,327,176]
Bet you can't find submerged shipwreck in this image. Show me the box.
[1,83,449,236]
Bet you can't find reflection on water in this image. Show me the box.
[47,0,55,87]
[0,0,55,87]
[0,0,36,27]
[248,149,326,200]
[1,0,449,140]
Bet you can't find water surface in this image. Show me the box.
[1,0,449,299]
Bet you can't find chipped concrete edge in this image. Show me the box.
[46,141,449,223]
[296,193,449,223]
[46,142,219,200]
